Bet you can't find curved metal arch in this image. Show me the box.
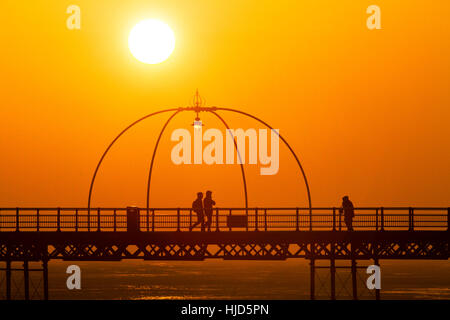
[146,110,181,212]
[209,111,248,209]
[214,107,312,216]
[145,110,249,211]
[88,104,310,217]
[87,108,179,213]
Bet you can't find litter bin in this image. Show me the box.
[127,206,140,233]
[227,215,248,229]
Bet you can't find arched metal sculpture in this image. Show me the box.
[209,110,248,208]
[145,110,182,216]
[87,108,178,213]
[87,95,312,219]
[145,109,248,214]
[87,105,248,214]
[213,106,312,216]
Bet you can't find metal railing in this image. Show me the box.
[0,207,448,232]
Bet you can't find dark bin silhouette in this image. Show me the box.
[127,206,140,232]
[227,215,248,228]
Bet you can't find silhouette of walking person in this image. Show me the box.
[203,190,216,232]
[190,192,205,231]
[339,196,355,231]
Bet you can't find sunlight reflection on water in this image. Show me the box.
[42,260,449,300]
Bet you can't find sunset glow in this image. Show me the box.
[0,1,449,304]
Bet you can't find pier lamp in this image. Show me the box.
[192,116,204,130]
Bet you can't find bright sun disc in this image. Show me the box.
[128,19,175,64]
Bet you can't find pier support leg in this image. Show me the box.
[310,259,315,300]
[374,258,381,300]
[351,259,357,300]
[6,261,11,300]
[24,261,29,300]
[330,259,336,300]
[43,260,49,300]
[330,242,336,300]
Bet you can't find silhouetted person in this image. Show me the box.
[339,196,354,231]
[190,192,204,231]
[203,190,216,231]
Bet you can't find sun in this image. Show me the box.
[128,19,175,64]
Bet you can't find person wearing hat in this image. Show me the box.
[203,190,216,232]
[339,196,355,231]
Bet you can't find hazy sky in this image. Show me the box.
[1,1,449,208]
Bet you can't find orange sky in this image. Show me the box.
[1,0,449,208]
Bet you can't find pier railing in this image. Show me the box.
[0,207,448,232]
